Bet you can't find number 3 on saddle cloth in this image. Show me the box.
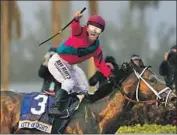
[18,92,81,133]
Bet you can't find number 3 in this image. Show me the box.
[31,94,48,115]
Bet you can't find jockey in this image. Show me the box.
[38,47,61,95]
[130,54,145,70]
[48,11,113,116]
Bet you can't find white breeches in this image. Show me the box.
[48,53,89,94]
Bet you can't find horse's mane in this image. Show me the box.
[118,62,133,84]
[105,58,134,85]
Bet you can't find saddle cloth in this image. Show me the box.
[18,92,55,133]
[18,92,84,133]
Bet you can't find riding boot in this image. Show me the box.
[48,89,69,116]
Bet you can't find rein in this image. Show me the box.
[107,79,159,104]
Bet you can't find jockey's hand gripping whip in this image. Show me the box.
[38,7,86,46]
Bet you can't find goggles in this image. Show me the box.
[131,56,141,60]
[88,25,102,34]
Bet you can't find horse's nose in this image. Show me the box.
[168,92,177,103]
[170,96,177,102]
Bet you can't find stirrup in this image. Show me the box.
[60,109,70,118]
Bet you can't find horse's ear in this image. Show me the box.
[147,66,152,69]
[141,65,151,69]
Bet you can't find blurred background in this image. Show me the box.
[1,1,176,92]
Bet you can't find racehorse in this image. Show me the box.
[1,66,176,134]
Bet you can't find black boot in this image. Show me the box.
[48,89,69,116]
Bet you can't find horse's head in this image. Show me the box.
[120,66,176,107]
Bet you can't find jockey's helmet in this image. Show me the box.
[87,15,105,32]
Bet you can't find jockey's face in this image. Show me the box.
[133,59,140,66]
[87,25,102,41]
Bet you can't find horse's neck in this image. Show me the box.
[89,91,127,133]
[65,91,127,134]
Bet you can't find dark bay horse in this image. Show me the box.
[1,66,176,134]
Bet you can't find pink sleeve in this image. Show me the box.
[71,20,82,36]
[93,46,112,78]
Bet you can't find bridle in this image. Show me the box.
[113,66,172,105]
[133,66,172,106]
